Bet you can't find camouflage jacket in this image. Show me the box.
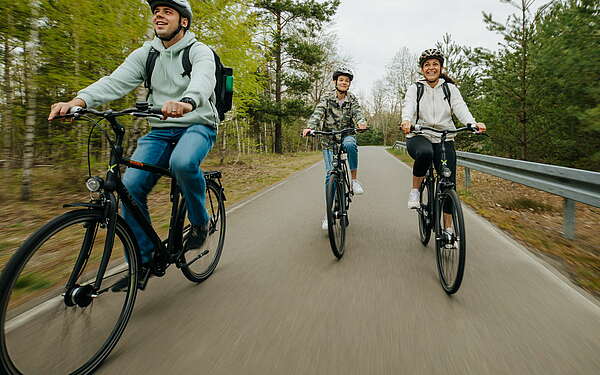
[307,90,366,132]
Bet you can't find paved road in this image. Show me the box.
[94,146,600,374]
[11,146,600,374]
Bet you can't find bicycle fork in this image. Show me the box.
[63,193,120,307]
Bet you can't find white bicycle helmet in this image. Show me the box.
[332,66,354,81]
[148,0,193,29]
[419,48,444,67]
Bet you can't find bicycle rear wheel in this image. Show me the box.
[0,209,138,375]
[180,180,226,283]
[326,173,347,259]
[434,190,466,294]
[417,178,433,245]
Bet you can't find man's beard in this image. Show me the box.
[155,24,183,41]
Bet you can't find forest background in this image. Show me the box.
[0,0,598,201]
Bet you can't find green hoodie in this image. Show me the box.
[77,31,218,129]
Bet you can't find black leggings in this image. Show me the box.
[407,136,457,214]
[407,135,457,187]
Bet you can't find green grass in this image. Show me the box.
[497,197,556,213]
[14,274,53,291]
[386,147,414,165]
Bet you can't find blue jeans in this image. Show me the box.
[323,136,358,185]
[122,125,216,264]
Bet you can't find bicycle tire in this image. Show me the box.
[417,178,433,246]
[180,181,226,283]
[434,190,466,294]
[326,173,346,259]
[0,209,138,375]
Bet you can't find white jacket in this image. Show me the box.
[401,79,476,143]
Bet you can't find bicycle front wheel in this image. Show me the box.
[417,179,433,246]
[434,190,466,294]
[180,180,226,283]
[326,173,347,259]
[0,209,138,375]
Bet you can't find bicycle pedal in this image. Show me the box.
[150,263,166,277]
[138,269,152,290]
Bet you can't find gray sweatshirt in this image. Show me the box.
[77,31,219,129]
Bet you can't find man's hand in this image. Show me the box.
[161,100,193,120]
[302,128,313,137]
[48,98,86,121]
[400,120,412,134]
[473,122,487,133]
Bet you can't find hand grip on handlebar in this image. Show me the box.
[51,106,85,120]
[148,108,164,115]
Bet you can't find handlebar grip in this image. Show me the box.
[148,108,163,115]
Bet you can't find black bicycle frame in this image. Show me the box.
[63,115,185,292]
[321,129,355,204]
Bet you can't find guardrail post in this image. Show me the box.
[563,198,576,240]
[464,167,471,190]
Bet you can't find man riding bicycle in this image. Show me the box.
[302,67,368,231]
[48,0,218,290]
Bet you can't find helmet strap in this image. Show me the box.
[157,24,184,41]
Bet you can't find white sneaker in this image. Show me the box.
[444,228,456,249]
[352,180,364,195]
[321,217,328,231]
[408,189,420,209]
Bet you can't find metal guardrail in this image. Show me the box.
[393,141,600,239]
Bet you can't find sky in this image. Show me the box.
[329,0,551,98]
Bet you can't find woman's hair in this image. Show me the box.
[440,71,456,85]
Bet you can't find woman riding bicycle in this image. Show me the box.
[400,48,486,211]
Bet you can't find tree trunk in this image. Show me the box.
[2,34,13,170]
[519,0,529,160]
[235,118,241,161]
[21,1,40,201]
[274,11,283,154]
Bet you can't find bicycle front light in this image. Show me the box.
[85,176,104,192]
[442,168,452,178]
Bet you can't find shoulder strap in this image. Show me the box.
[442,81,454,118]
[181,43,194,77]
[415,82,424,123]
[442,82,451,104]
[144,47,160,95]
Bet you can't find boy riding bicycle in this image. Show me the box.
[302,67,368,230]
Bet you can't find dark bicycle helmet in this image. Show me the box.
[419,48,444,67]
[332,66,354,81]
[147,0,193,29]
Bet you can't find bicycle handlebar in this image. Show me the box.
[411,123,483,134]
[51,103,164,120]
[305,127,368,137]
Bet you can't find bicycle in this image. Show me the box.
[308,127,362,259]
[412,123,481,294]
[0,102,226,375]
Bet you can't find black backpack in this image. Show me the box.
[415,81,452,123]
[144,43,233,121]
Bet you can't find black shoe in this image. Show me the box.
[111,266,151,292]
[186,222,209,250]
